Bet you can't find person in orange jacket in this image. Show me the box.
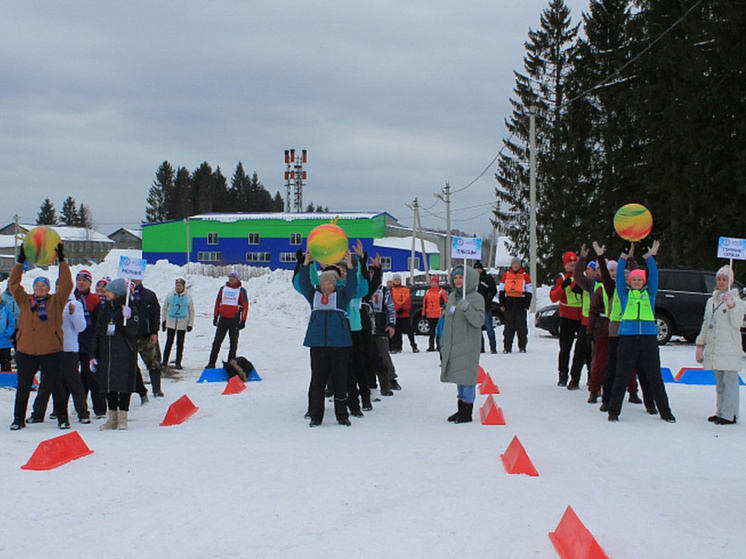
[390,275,418,353]
[422,276,448,352]
[549,251,583,387]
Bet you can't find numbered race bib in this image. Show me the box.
[313,291,338,311]
[168,295,189,319]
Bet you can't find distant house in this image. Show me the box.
[142,212,446,271]
[109,227,142,250]
[0,235,18,278]
[0,224,115,266]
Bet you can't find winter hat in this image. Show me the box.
[96,276,110,289]
[33,277,50,290]
[392,274,402,282]
[587,261,598,271]
[474,260,484,270]
[175,278,186,286]
[430,276,440,285]
[319,270,338,285]
[106,278,127,297]
[76,269,93,282]
[452,266,464,278]
[606,260,618,274]
[716,265,733,282]
[563,252,578,266]
[228,271,239,280]
[322,264,342,276]
[628,269,647,285]
[511,257,521,266]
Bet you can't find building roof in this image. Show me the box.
[0,235,19,249]
[373,236,439,254]
[11,224,114,244]
[147,211,397,225]
[109,227,142,239]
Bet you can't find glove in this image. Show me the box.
[162,321,166,332]
[396,308,405,316]
[561,276,573,289]
[722,292,736,309]
[122,306,132,319]
[238,321,246,330]
[621,241,632,257]
[295,248,304,262]
[638,240,649,255]
[17,245,27,264]
[213,316,219,326]
[695,345,704,364]
[89,358,98,372]
[456,299,470,312]
[55,242,65,262]
[359,252,369,279]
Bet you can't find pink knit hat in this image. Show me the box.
[629,269,646,284]
[716,265,732,282]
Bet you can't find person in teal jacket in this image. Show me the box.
[607,239,675,423]
[297,249,358,427]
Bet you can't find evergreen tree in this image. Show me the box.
[145,161,174,223]
[78,203,93,229]
[212,165,230,211]
[37,198,58,225]
[229,162,251,212]
[191,162,216,214]
[272,192,285,211]
[169,166,193,219]
[60,196,80,226]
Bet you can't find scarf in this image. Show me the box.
[31,296,49,321]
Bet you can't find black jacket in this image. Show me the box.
[90,298,139,393]
[133,284,161,338]
[477,271,497,306]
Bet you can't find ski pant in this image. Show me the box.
[0,347,11,371]
[569,321,591,384]
[502,307,527,352]
[368,335,395,391]
[14,351,67,425]
[588,335,608,394]
[557,317,581,380]
[32,352,89,421]
[714,370,740,421]
[427,318,439,351]
[609,335,671,417]
[602,337,648,407]
[209,317,240,365]
[80,350,107,416]
[481,308,497,352]
[393,317,417,351]
[162,328,186,366]
[348,330,371,411]
[308,346,351,423]
[107,392,132,412]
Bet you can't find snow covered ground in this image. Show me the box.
[1,259,745,558]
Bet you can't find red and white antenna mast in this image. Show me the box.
[284,149,307,213]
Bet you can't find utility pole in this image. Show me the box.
[284,149,307,213]
[528,106,538,313]
[405,197,431,285]
[434,181,452,271]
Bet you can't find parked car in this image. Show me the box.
[533,268,746,349]
[408,283,504,336]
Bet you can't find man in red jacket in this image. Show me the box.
[206,271,249,368]
[549,251,583,387]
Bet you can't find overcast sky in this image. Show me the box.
[1,0,589,237]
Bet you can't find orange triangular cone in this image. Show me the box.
[477,365,486,384]
[21,431,94,471]
[222,375,246,395]
[500,435,538,476]
[479,373,500,394]
[160,395,199,426]
[549,506,609,559]
[479,395,506,425]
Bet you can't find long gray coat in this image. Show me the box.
[695,288,744,372]
[440,266,485,385]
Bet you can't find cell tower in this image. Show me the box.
[284,149,307,213]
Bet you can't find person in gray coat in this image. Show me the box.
[695,265,744,425]
[440,265,485,423]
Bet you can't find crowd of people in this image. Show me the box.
[3,237,741,430]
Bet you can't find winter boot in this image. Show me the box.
[117,411,128,430]
[151,372,164,398]
[361,393,373,412]
[99,410,119,431]
[455,402,473,424]
[448,400,463,422]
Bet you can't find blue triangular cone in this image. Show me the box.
[197,368,229,383]
[247,368,261,381]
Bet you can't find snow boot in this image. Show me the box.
[151,372,164,398]
[455,402,473,424]
[117,411,128,430]
[100,410,119,431]
[448,400,463,422]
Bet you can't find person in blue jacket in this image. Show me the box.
[297,248,358,427]
[0,295,15,371]
[607,239,675,423]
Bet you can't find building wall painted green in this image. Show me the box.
[142,220,188,252]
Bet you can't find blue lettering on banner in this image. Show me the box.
[118,256,147,280]
[717,237,746,260]
[451,236,483,259]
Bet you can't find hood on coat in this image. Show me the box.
[450,265,479,294]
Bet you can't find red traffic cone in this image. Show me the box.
[21,431,94,471]
[477,365,487,384]
[479,395,506,425]
[479,373,500,395]
[222,375,246,395]
[160,395,199,426]
[500,435,538,476]
[549,506,609,559]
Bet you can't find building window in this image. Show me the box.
[280,252,298,263]
[248,233,259,245]
[198,251,222,262]
[207,233,219,245]
[290,233,302,245]
[407,257,420,270]
[380,256,392,270]
[246,252,271,262]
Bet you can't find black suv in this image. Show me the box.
[408,283,504,336]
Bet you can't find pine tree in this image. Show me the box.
[78,203,93,229]
[60,196,80,226]
[145,161,174,223]
[272,192,285,212]
[191,162,216,215]
[228,162,251,212]
[37,198,58,225]
[168,166,193,219]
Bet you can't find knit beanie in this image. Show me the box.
[452,266,464,279]
[96,276,111,289]
[392,274,402,282]
[606,260,618,274]
[106,278,128,297]
[76,269,93,282]
[629,269,647,285]
[33,277,50,290]
[716,265,733,282]
[430,276,439,285]
[474,260,484,270]
[319,270,338,285]
[587,261,598,271]
[511,257,521,266]
[563,252,578,266]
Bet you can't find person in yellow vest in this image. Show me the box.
[570,246,599,390]
[607,239,675,423]
[498,257,532,353]
[549,251,583,387]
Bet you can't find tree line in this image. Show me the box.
[36,196,93,228]
[495,0,746,284]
